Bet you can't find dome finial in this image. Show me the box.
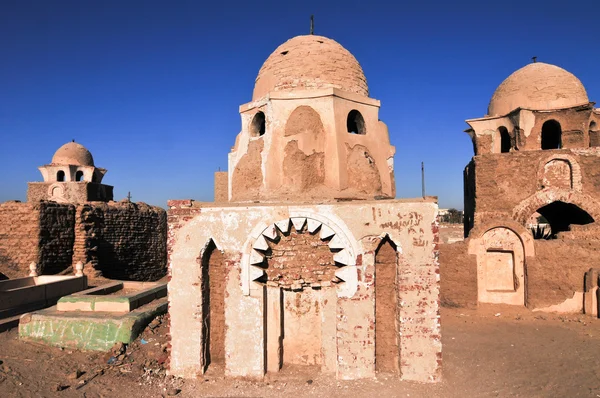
[532,56,537,63]
[310,15,314,35]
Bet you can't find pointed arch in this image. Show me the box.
[199,238,226,371]
[374,235,399,373]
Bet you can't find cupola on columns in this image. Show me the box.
[27,141,113,203]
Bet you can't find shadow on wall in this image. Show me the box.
[94,237,167,281]
[0,252,19,279]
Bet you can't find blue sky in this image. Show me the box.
[1,0,598,209]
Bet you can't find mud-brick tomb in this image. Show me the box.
[441,61,600,314]
[168,34,441,382]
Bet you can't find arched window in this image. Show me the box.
[541,120,562,150]
[498,126,511,153]
[91,173,97,183]
[75,171,84,181]
[249,111,266,137]
[57,170,65,182]
[347,110,366,135]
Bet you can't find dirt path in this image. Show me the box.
[0,307,599,397]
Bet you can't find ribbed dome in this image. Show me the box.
[51,142,94,166]
[253,35,368,100]
[488,62,589,116]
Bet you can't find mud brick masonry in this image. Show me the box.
[439,62,600,313]
[167,34,441,382]
[0,142,167,281]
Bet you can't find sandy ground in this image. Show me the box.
[1,306,599,398]
[439,223,464,244]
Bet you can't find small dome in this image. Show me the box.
[488,62,589,116]
[51,142,95,166]
[253,35,368,100]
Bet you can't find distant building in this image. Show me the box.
[458,61,600,311]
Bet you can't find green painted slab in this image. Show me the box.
[18,298,167,351]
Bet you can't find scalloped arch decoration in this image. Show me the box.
[241,216,358,298]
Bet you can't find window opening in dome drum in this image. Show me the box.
[75,171,84,181]
[57,170,65,182]
[589,121,597,147]
[250,112,266,137]
[347,110,366,135]
[499,126,511,153]
[541,120,562,150]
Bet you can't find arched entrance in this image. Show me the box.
[534,201,594,237]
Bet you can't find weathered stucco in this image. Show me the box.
[167,199,440,382]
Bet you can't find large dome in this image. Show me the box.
[51,142,95,166]
[487,62,589,116]
[253,35,368,100]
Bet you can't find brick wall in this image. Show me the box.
[167,200,202,270]
[73,201,167,281]
[528,237,600,308]
[38,202,75,275]
[439,242,477,308]
[214,171,228,202]
[0,201,76,278]
[264,225,338,289]
[467,149,600,217]
[0,202,41,278]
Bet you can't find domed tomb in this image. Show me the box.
[28,141,113,203]
[487,62,589,116]
[253,35,369,100]
[224,34,397,203]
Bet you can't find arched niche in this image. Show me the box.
[473,226,526,305]
[374,236,399,374]
[198,239,226,372]
[537,154,581,191]
[284,105,324,137]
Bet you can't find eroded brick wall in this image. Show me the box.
[214,171,228,203]
[0,202,41,278]
[38,202,75,275]
[73,201,167,281]
[0,201,75,278]
[264,225,337,289]
[472,150,600,216]
[528,236,600,308]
